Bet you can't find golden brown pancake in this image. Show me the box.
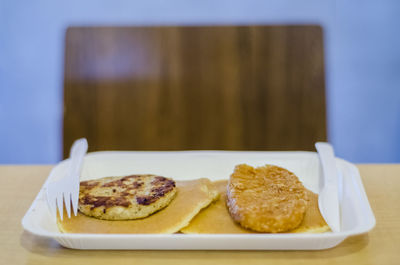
[57,178,218,234]
[181,180,252,234]
[79,175,177,220]
[290,190,331,233]
[182,180,329,234]
[227,164,308,233]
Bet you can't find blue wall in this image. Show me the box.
[0,0,399,164]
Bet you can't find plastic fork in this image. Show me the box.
[46,138,88,220]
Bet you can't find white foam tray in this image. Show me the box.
[22,151,375,250]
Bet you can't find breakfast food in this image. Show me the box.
[78,174,177,220]
[182,180,329,234]
[227,164,308,232]
[58,163,329,235]
[57,178,219,234]
[181,180,253,234]
[290,190,330,233]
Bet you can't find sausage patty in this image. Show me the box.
[78,174,176,220]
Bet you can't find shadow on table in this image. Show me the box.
[21,231,370,264]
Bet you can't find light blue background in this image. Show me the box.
[0,0,399,164]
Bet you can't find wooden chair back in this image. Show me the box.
[63,25,326,158]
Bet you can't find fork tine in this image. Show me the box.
[56,192,64,221]
[46,138,88,220]
[71,188,79,216]
[63,192,72,218]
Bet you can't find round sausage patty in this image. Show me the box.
[78,174,176,220]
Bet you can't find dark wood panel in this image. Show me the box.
[63,26,326,157]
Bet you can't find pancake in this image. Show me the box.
[227,164,308,233]
[290,190,331,233]
[181,180,251,234]
[78,174,177,220]
[57,178,218,234]
[181,180,330,234]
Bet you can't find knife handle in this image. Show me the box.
[315,142,338,187]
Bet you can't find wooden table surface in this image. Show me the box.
[1,164,399,265]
